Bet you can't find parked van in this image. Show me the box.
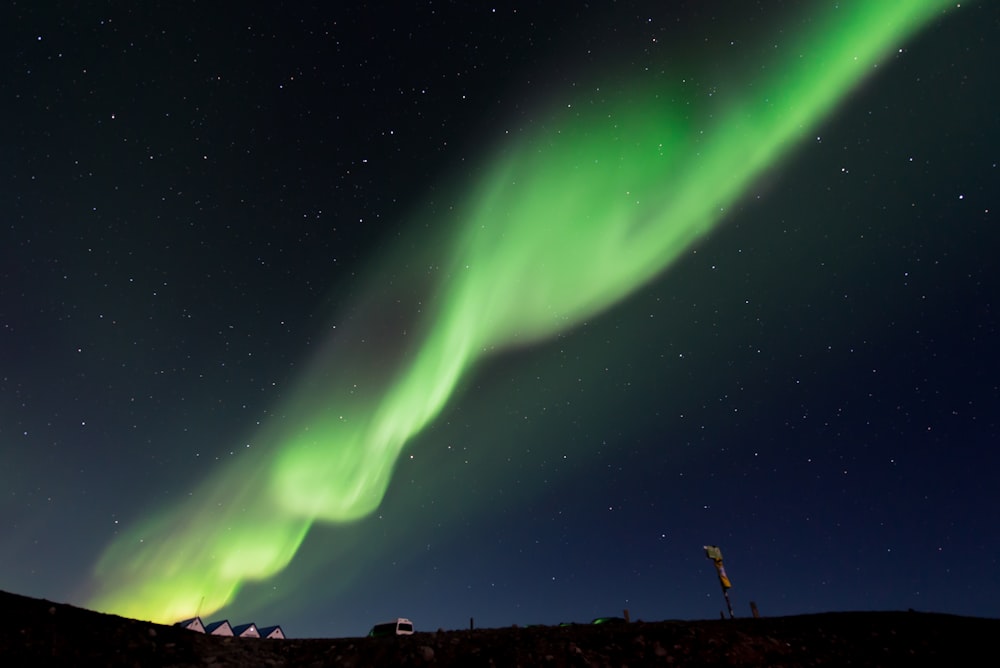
[368,618,414,637]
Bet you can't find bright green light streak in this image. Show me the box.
[85,0,954,623]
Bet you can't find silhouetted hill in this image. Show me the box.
[1,589,994,666]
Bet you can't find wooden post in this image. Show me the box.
[470,617,474,630]
[623,608,630,623]
[750,601,760,618]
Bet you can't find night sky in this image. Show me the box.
[3,1,999,639]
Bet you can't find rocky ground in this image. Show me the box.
[1,589,994,666]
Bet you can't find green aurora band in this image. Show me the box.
[86,0,956,623]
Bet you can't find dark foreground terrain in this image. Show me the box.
[1,589,995,666]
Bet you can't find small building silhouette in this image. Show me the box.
[232,622,260,638]
[258,625,286,639]
[174,617,205,633]
[196,618,284,639]
[204,620,234,636]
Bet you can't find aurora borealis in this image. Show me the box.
[80,0,959,623]
[4,0,999,638]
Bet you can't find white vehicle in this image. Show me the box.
[368,617,414,637]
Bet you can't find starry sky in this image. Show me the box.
[2,1,998,639]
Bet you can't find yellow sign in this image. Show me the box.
[704,545,732,589]
[715,563,732,590]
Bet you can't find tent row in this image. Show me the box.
[175,616,285,639]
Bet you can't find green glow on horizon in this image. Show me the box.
[85,0,954,623]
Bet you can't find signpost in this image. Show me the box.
[704,545,735,619]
